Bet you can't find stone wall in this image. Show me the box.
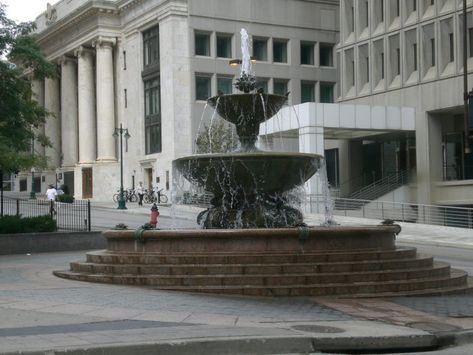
[0,231,106,255]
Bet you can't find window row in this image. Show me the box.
[195,74,335,104]
[341,17,473,97]
[342,0,469,44]
[194,30,335,67]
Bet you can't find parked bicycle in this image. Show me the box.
[143,188,168,204]
[112,188,137,203]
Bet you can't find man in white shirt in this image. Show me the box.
[135,182,145,206]
[46,184,57,201]
[45,184,57,215]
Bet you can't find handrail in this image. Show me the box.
[348,170,408,200]
[302,195,473,229]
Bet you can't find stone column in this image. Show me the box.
[59,56,78,167]
[75,46,96,164]
[44,75,61,168]
[93,37,116,162]
[31,79,46,157]
[299,125,325,199]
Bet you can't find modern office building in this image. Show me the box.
[335,0,473,207]
[14,0,339,201]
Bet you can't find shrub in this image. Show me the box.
[0,215,57,234]
[57,194,74,203]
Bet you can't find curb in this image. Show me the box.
[0,333,441,355]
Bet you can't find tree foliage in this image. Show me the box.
[0,3,56,173]
[195,119,238,153]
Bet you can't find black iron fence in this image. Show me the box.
[0,197,91,232]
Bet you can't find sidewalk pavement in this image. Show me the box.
[1,201,473,353]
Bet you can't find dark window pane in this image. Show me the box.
[217,77,233,94]
[449,33,454,63]
[144,77,161,154]
[443,132,464,181]
[320,44,334,66]
[256,78,268,93]
[253,38,268,61]
[301,82,315,103]
[273,40,287,63]
[146,124,161,155]
[301,42,314,65]
[273,80,288,96]
[320,83,334,103]
[469,28,473,58]
[195,32,210,56]
[217,34,232,58]
[143,26,159,67]
[196,75,211,100]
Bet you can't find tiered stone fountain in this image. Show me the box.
[54,30,469,297]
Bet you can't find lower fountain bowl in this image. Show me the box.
[174,151,322,197]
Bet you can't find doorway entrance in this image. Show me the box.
[145,168,153,191]
[82,168,93,198]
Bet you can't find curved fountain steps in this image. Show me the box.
[53,226,470,297]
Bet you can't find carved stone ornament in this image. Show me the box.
[46,3,57,25]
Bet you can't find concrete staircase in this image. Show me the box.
[55,245,468,297]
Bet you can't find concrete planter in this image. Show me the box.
[0,231,105,255]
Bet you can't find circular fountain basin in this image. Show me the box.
[207,93,287,125]
[174,151,321,197]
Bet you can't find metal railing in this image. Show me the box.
[1,197,91,232]
[303,195,473,229]
[348,170,408,200]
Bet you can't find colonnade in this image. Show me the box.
[32,36,117,169]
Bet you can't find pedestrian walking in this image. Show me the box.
[136,181,145,206]
[45,184,57,215]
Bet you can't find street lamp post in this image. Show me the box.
[113,124,131,210]
[463,0,471,154]
[55,168,59,189]
[29,167,36,199]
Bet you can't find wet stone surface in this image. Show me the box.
[390,296,473,317]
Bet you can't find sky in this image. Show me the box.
[2,0,59,23]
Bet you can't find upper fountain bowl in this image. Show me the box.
[207,93,288,125]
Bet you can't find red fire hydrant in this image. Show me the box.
[150,203,159,228]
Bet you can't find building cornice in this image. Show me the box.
[35,1,120,44]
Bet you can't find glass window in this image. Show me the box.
[443,132,464,181]
[273,79,288,96]
[301,82,315,103]
[469,28,473,58]
[256,77,269,93]
[300,42,314,65]
[196,75,211,100]
[144,78,161,154]
[320,43,334,66]
[143,26,159,67]
[195,32,210,56]
[217,76,233,95]
[320,83,335,103]
[273,39,288,63]
[217,33,232,58]
[253,37,268,61]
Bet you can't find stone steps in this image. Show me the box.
[64,262,450,286]
[85,247,417,265]
[53,268,467,297]
[70,255,435,276]
[54,227,471,297]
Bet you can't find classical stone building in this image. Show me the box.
[15,0,339,201]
